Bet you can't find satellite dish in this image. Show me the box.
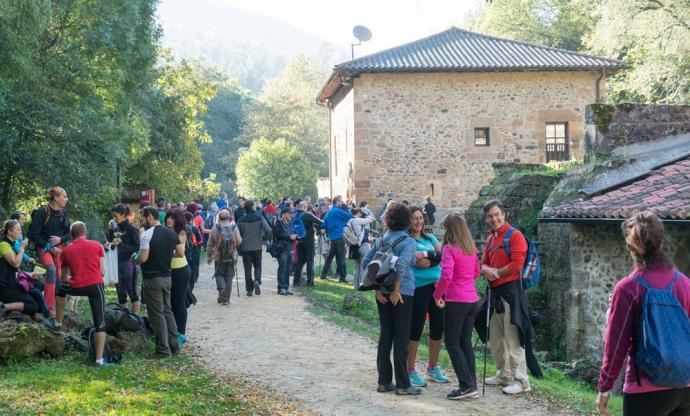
[353,25,372,42]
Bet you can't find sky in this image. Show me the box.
[160,0,482,57]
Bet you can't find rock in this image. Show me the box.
[3,311,33,324]
[42,329,67,357]
[63,310,87,333]
[108,330,150,355]
[0,321,45,362]
[342,292,367,312]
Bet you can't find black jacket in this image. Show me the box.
[297,211,323,245]
[28,206,71,249]
[107,220,140,262]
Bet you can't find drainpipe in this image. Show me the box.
[595,69,606,103]
[328,101,333,197]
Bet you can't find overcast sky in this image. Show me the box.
[159,0,481,57]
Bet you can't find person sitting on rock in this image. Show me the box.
[0,220,42,317]
[55,221,109,365]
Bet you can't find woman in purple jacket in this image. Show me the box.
[433,213,481,400]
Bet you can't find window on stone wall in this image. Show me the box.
[474,128,490,146]
[545,122,569,162]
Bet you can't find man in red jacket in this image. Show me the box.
[480,199,531,395]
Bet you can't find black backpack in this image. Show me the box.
[105,303,145,335]
[83,326,121,364]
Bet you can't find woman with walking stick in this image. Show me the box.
[433,213,481,400]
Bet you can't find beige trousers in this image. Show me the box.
[489,298,529,383]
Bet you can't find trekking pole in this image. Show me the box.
[482,285,491,397]
[317,235,322,269]
[235,260,240,298]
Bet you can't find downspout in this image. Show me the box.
[595,68,606,103]
[328,101,333,198]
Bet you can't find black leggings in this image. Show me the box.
[624,387,690,416]
[57,283,106,332]
[377,294,414,388]
[445,301,478,390]
[409,283,444,342]
[171,266,190,335]
[0,286,39,315]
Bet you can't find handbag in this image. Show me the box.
[16,270,35,292]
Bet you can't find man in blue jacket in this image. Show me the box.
[319,195,352,283]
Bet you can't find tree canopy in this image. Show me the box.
[235,138,317,201]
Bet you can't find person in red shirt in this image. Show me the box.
[480,199,531,395]
[55,222,108,365]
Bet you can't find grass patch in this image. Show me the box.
[303,261,621,415]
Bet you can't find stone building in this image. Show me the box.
[540,104,690,361]
[316,28,626,210]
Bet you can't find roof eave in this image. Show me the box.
[332,65,626,74]
[539,217,690,224]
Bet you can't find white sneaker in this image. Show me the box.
[502,381,531,395]
[484,374,511,386]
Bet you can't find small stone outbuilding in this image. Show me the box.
[317,27,626,210]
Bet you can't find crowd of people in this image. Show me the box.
[1,186,688,416]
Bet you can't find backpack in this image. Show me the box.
[41,205,66,226]
[503,227,542,290]
[292,211,307,239]
[343,221,359,246]
[215,224,237,263]
[633,272,690,388]
[204,213,216,230]
[105,303,145,334]
[358,236,406,292]
[83,326,121,364]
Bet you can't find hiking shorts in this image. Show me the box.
[57,283,106,332]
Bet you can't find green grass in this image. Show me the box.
[0,277,281,415]
[304,260,621,415]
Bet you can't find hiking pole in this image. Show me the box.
[235,260,240,298]
[482,285,491,397]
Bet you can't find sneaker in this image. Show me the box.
[146,352,172,360]
[95,359,114,367]
[0,302,5,315]
[43,318,63,332]
[338,278,347,284]
[254,281,261,296]
[306,281,314,287]
[447,388,479,400]
[278,289,287,295]
[376,383,396,393]
[408,370,428,387]
[246,291,253,297]
[484,374,512,386]
[427,366,449,383]
[178,333,187,346]
[285,289,294,295]
[293,280,302,286]
[396,386,422,396]
[221,300,230,306]
[502,381,531,395]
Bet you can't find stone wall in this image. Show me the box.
[566,222,690,361]
[329,87,355,199]
[333,71,600,209]
[586,104,690,155]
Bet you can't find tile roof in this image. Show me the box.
[543,157,690,221]
[335,27,627,73]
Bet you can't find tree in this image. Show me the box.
[466,0,596,51]
[235,138,317,201]
[241,55,329,176]
[585,0,690,103]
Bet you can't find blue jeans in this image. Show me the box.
[277,249,293,291]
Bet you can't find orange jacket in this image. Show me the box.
[481,223,527,288]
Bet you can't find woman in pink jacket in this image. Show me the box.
[433,213,481,400]
[596,211,690,416]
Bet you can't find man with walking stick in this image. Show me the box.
[480,199,533,395]
[206,209,241,305]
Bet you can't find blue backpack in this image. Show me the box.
[292,211,307,239]
[633,272,690,388]
[503,227,542,290]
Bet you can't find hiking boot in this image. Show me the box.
[484,374,512,386]
[0,302,6,315]
[221,300,230,306]
[293,280,302,286]
[427,366,449,383]
[502,380,531,395]
[246,291,253,297]
[285,289,294,295]
[447,388,479,400]
[43,318,63,333]
[146,352,171,360]
[278,289,287,295]
[254,281,261,295]
[306,280,314,287]
[408,370,427,387]
[338,278,348,284]
[376,383,396,393]
[395,386,422,396]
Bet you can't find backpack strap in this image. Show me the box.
[633,275,652,290]
[503,227,515,257]
[390,235,406,248]
[665,271,681,290]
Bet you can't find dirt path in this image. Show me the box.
[186,256,559,415]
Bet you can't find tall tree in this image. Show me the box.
[240,55,329,176]
[586,0,690,103]
[235,138,317,201]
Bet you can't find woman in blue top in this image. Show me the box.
[361,203,420,395]
[406,206,449,387]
